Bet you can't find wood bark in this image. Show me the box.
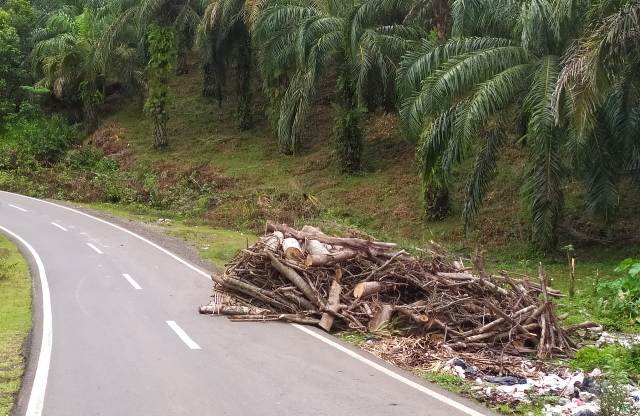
[263,231,284,251]
[212,273,294,312]
[319,268,343,331]
[353,281,387,299]
[368,303,394,332]
[282,237,303,259]
[305,249,358,267]
[305,239,330,255]
[267,222,396,251]
[267,251,322,307]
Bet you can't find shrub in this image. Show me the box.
[596,258,640,324]
[571,345,640,381]
[0,113,77,162]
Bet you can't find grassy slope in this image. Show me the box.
[101,67,527,249]
[0,235,31,416]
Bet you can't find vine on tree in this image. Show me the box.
[145,24,176,149]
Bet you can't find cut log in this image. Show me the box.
[282,237,303,259]
[318,268,343,331]
[199,304,269,315]
[305,239,330,255]
[263,231,284,251]
[305,249,358,267]
[353,281,387,299]
[280,292,316,311]
[368,303,394,332]
[267,222,396,251]
[267,251,323,307]
[212,273,294,312]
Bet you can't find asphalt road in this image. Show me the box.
[0,190,493,416]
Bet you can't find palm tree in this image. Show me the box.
[398,0,595,249]
[119,0,202,148]
[555,0,640,221]
[255,0,421,173]
[32,3,136,132]
[197,0,262,130]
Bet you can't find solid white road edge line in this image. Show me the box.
[86,243,103,254]
[291,324,487,416]
[122,273,142,290]
[0,191,211,280]
[0,226,52,416]
[166,321,201,350]
[9,204,28,212]
[50,222,68,232]
[1,191,491,415]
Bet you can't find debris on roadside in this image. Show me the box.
[199,222,640,414]
[596,332,640,348]
[200,222,589,359]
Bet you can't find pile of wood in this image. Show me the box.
[200,222,577,358]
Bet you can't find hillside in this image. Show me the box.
[96,64,526,247]
[91,62,637,258]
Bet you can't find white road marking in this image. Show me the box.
[122,273,142,290]
[9,204,28,212]
[2,192,211,279]
[86,243,103,254]
[166,321,201,350]
[1,191,491,415]
[0,226,52,416]
[50,222,68,232]
[292,324,487,416]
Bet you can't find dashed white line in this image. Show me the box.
[9,204,28,212]
[50,222,68,232]
[122,273,142,290]
[0,226,52,416]
[166,321,201,350]
[86,243,103,254]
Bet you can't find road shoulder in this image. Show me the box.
[0,234,32,416]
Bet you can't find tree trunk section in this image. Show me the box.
[83,102,99,134]
[319,268,343,331]
[152,111,168,149]
[353,281,387,299]
[368,303,394,332]
[266,251,322,307]
[236,32,253,131]
[424,185,450,220]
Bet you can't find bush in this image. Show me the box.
[0,113,77,163]
[571,345,640,381]
[596,258,640,324]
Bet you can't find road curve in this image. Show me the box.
[0,190,493,416]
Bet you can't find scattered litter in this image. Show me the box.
[596,332,640,348]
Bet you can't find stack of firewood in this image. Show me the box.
[200,222,579,358]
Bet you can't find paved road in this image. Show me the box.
[1,190,492,416]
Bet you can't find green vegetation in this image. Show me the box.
[571,345,640,382]
[0,234,32,416]
[422,372,470,395]
[599,378,640,416]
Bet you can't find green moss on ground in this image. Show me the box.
[0,234,32,416]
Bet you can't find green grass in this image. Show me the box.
[422,372,472,395]
[571,345,640,381]
[0,235,32,416]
